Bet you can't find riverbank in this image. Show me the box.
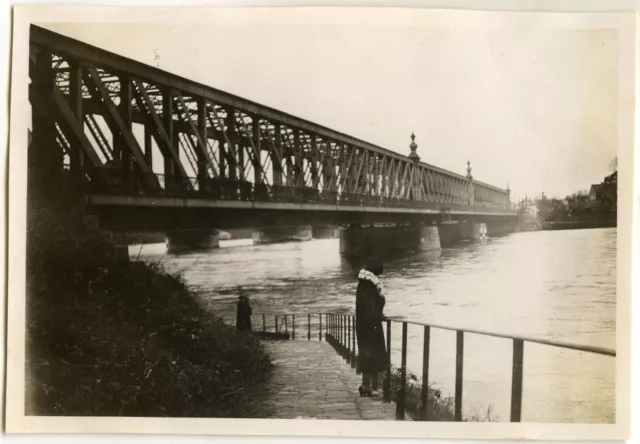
[543,220,617,230]
[25,205,271,417]
[542,213,616,231]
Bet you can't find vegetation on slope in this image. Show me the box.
[25,201,271,417]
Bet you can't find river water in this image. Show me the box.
[130,227,616,423]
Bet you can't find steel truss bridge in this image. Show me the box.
[29,25,515,231]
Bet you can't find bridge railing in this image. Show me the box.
[251,312,615,422]
[87,169,515,214]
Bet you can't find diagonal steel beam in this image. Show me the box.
[400,161,410,199]
[391,160,402,199]
[51,88,102,167]
[352,148,366,195]
[130,78,188,182]
[338,144,356,193]
[406,164,415,200]
[175,94,218,177]
[84,70,160,189]
[235,115,271,186]
[85,114,113,162]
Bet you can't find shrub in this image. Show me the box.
[381,367,498,422]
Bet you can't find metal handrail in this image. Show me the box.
[383,316,616,357]
[258,312,615,357]
[252,311,615,422]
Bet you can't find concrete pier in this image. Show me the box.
[459,221,488,240]
[165,230,220,253]
[252,226,313,245]
[416,225,442,251]
[438,221,490,246]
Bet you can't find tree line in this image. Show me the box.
[531,157,617,221]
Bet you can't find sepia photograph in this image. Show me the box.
[4,5,634,440]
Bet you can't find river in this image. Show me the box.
[130,227,616,423]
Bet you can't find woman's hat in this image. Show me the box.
[365,258,384,276]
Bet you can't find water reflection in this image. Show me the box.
[131,227,616,423]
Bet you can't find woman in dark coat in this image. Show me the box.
[236,294,253,331]
[355,259,387,397]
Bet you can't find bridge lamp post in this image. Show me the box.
[466,160,474,206]
[408,132,421,202]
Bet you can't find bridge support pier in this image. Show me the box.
[312,225,340,239]
[459,222,488,240]
[416,225,442,251]
[165,230,220,253]
[252,226,313,245]
[438,221,489,247]
[339,224,441,258]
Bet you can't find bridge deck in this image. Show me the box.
[254,340,396,420]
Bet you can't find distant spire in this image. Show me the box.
[506,182,510,192]
[466,160,473,179]
[408,132,420,162]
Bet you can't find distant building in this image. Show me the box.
[518,197,539,218]
[589,183,615,201]
[585,183,616,211]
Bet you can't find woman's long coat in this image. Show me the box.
[236,300,252,331]
[355,278,387,374]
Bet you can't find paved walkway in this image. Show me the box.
[254,340,397,420]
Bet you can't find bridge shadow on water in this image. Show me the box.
[337,233,513,277]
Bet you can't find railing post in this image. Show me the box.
[454,330,464,422]
[347,316,351,364]
[510,339,524,422]
[420,325,430,421]
[292,314,295,340]
[396,322,408,420]
[262,314,266,333]
[351,315,356,369]
[285,315,288,333]
[384,320,391,403]
[319,314,323,341]
[329,314,332,341]
[275,316,278,333]
[344,315,348,351]
[342,315,346,355]
[345,315,349,353]
[308,314,311,341]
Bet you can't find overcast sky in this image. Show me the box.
[43,22,618,200]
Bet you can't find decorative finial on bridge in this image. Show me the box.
[466,160,473,180]
[408,132,420,162]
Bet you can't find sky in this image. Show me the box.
[42,21,619,201]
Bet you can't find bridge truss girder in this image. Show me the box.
[28,25,512,213]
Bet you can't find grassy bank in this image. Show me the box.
[25,205,271,417]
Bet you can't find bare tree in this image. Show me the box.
[608,156,618,172]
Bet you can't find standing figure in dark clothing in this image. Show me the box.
[236,294,253,331]
[355,259,387,397]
